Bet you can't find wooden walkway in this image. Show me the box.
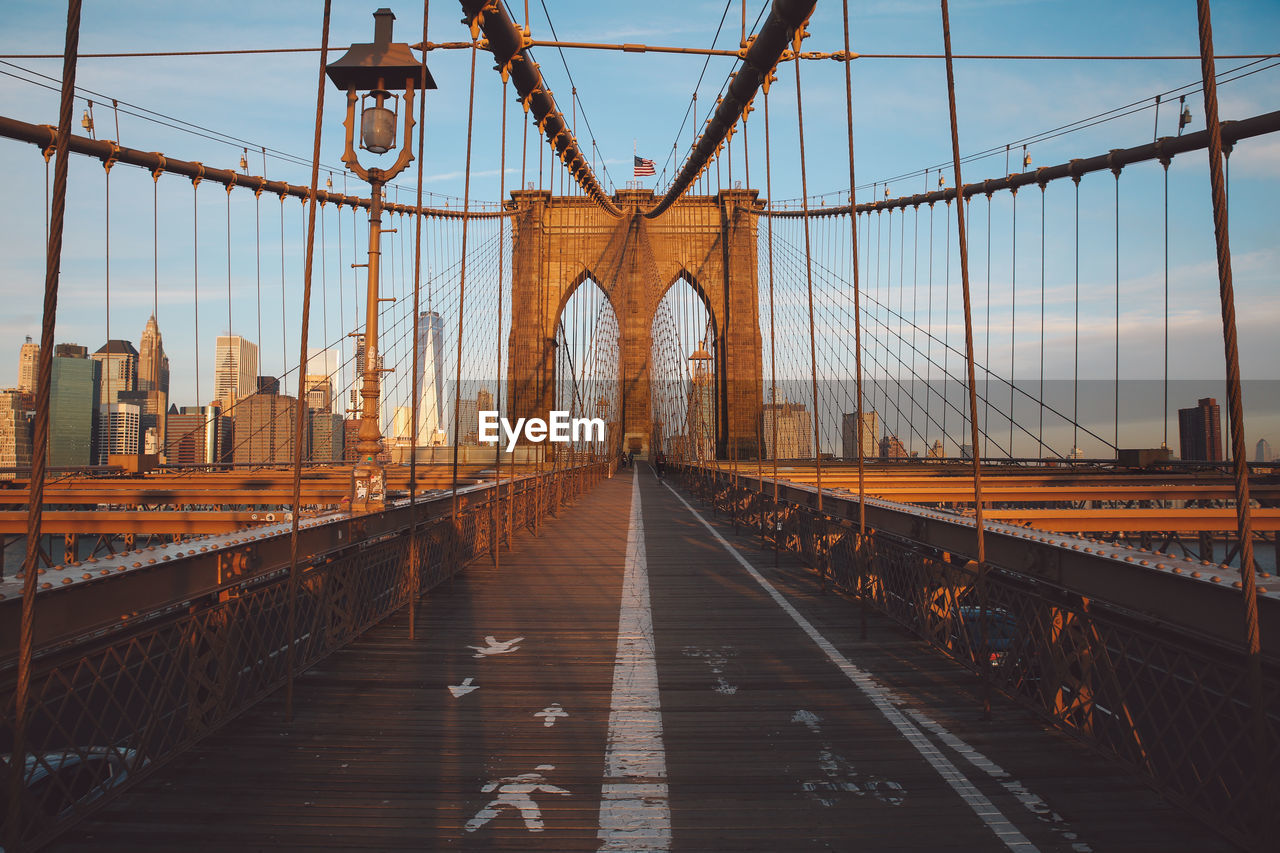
[53,468,1234,851]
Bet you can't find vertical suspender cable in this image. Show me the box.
[284,0,331,721]
[10,0,82,846]
[1009,187,1016,457]
[1113,166,1121,452]
[104,157,112,457]
[763,88,780,564]
[1193,0,1261,783]
[1037,181,1046,458]
[791,25,824,514]
[841,0,869,637]
[939,0,987,562]
[193,181,202,413]
[940,0,990,719]
[408,0,431,639]
[451,39,479,520]
[1161,154,1170,450]
[1072,176,1080,454]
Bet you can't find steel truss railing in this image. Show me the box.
[677,464,1278,853]
[0,461,608,850]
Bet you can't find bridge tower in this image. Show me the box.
[507,187,762,459]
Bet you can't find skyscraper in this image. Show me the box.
[48,351,97,467]
[138,314,169,395]
[1178,397,1223,462]
[762,401,813,459]
[91,340,139,405]
[304,375,333,413]
[415,312,446,445]
[214,335,259,409]
[17,336,38,394]
[840,411,879,460]
[879,434,909,460]
[1256,438,1273,463]
[0,389,32,478]
[165,405,225,466]
[309,412,345,462]
[232,393,304,465]
[97,402,141,463]
[456,396,480,445]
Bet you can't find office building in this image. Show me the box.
[840,411,879,460]
[97,402,141,463]
[879,434,909,460]
[762,401,813,460]
[0,389,32,478]
[456,396,480,445]
[926,439,946,459]
[17,336,38,394]
[392,406,414,447]
[214,335,258,410]
[92,340,138,405]
[455,388,493,446]
[304,374,333,413]
[165,405,225,466]
[411,313,446,445]
[48,349,97,467]
[310,412,345,462]
[1257,439,1273,464]
[1178,397,1223,462]
[137,314,170,395]
[343,419,361,462]
[232,393,304,466]
[256,375,280,397]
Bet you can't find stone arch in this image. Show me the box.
[507,187,762,459]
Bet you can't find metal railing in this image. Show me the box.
[679,463,1279,853]
[0,460,608,850]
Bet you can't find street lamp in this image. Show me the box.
[326,8,435,513]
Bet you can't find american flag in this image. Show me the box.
[633,155,656,177]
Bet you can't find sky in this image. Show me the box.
[0,0,1276,452]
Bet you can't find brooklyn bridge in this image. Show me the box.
[1,0,1277,850]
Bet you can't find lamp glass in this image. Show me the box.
[361,104,397,154]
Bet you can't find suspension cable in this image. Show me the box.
[10,0,82,846]
[284,0,332,721]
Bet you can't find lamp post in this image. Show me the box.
[326,8,435,513]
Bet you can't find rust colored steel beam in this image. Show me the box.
[0,511,269,535]
[983,508,1280,533]
[823,485,1280,503]
[646,0,816,218]
[758,109,1280,217]
[0,114,507,220]
[459,0,622,216]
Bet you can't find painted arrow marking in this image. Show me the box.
[448,677,479,698]
[534,703,569,727]
[469,635,525,658]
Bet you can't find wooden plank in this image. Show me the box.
[50,468,1237,852]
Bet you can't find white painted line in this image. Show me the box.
[663,481,1038,853]
[905,709,1092,852]
[598,471,671,852]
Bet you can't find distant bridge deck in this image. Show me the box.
[50,468,1232,851]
